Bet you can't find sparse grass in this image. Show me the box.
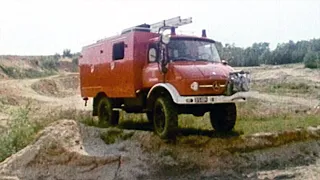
[0,65,56,79]
[0,105,92,162]
[80,99,319,137]
[37,107,92,126]
[61,110,136,144]
[0,97,317,162]
[252,80,320,98]
[178,114,211,130]
[24,68,56,78]
[235,113,320,135]
[170,99,320,136]
[100,128,134,144]
[78,114,111,128]
[39,57,59,71]
[0,56,79,79]
[0,103,42,161]
[235,99,319,134]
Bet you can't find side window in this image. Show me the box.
[112,42,125,60]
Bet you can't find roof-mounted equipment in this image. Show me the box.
[121,23,151,34]
[120,16,192,35]
[149,16,192,33]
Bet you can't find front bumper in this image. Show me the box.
[175,91,250,105]
[173,70,251,105]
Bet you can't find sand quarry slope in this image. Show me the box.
[0,62,319,179]
[0,119,320,180]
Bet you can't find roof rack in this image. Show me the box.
[96,34,121,43]
[150,16,192,33]
[121,23,151,34]
[120,16,193,35]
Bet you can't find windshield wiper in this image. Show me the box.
[196,59,210,61]
[172,57,195,61]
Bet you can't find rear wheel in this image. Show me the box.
[209,103,237,132]
[153,95,178,139]
[97,96,119,126]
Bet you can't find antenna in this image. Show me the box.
[149,16,192,33]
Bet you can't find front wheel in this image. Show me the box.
[153,96,178,139]
[146,111,153,125]
[209,103,237,132]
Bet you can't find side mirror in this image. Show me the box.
[158,43,168,73]
[148,47,158,62]
[222,60,228,65]
[160,34,170,45]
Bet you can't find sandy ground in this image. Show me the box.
[0,119,320,180]
[239,63,320,83]
[0,72,92,112]
[0,63,319,179]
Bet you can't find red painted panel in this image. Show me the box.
[80,31,159,98]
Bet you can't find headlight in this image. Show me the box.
[190,82,199,91]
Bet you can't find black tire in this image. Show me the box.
[97,96,119,126]
[146,111,154,124]
[153,96,178,139]
[209,103,237,132]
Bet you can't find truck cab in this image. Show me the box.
[79,16,251,139]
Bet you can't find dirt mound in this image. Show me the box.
[31,79,60,96]
[0,56,78,80]
[0,58,35,69]
[0,70,9,80]
[59,61,78,72]
[315,105,320,114]
[1,119,320,180]
[246,63,320,83]
[0,120,123,180]
[253,159,320,180]
[55,74,79,90]
[30,75,79,98]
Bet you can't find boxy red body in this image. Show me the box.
[80,32,236,99]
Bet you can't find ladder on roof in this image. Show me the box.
[120,16,193,35]
[150,16,193,33]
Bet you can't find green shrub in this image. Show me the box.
[23,69,56,78]
[40,57,59,71]
[0,106,92,162]
[304,51,320,69]
[0,65,56,79]
[62,49,72,58]
[100,128,134,144]
[72,57,79,65]
[0,65,18,78]
[0,104,41,161]
[53,53,61,60]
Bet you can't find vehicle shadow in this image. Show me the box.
[177,128,242,139]
[118,121,242,138]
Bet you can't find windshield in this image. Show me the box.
[167,38,221,62]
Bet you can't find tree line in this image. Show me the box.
[215,38,320,68]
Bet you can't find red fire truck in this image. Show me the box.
[79,16,251,139]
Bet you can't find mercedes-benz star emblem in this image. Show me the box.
[213,81,220,90]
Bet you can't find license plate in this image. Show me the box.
[194,97,208,103]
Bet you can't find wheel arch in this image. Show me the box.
[146,83,180,110]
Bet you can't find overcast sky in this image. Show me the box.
[0,0,320,55]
